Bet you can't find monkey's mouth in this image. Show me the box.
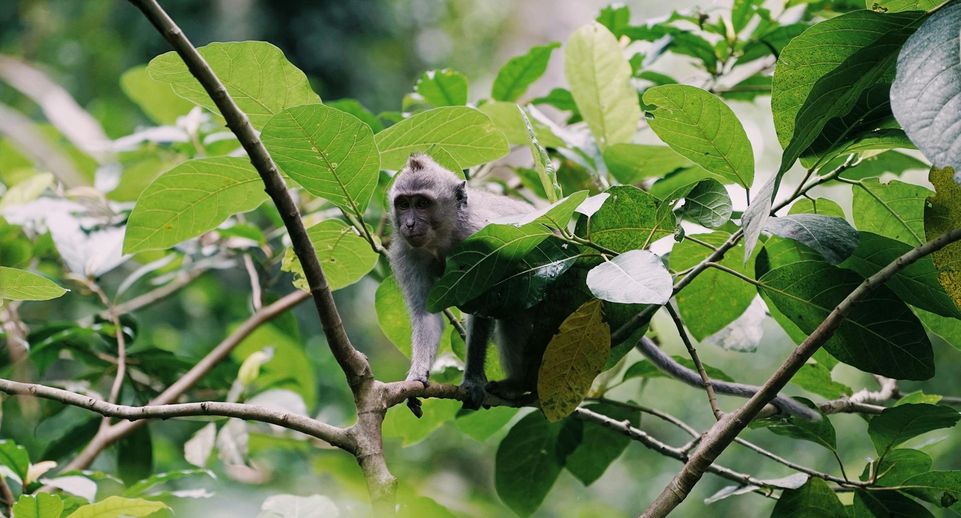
[403,231,429,246]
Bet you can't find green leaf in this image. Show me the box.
[771,10,922,174]
[415,69,469,107]
[375,274,413,357]
[671,232,756,340]
[326,98,384,133]
[596,4,631,38]
[770,478,846,518]
[868,404,960,456]
[0,440,29,482]
[427,223,553,312]
[916,306,961,351]
[764,214,858,265]
[791,363,852,399]
[65,496,168,518]
[679,179,733,228]
[120,65,193,125]
[495,412,566,516]
[147,41,319,129]
[477,101,563,148]
[0,173,53,209]
[374,107,510,171]
[841,232,961,319]
[383,399,460,447]
[718,74,772,101]
[233,325,316,409]
[840,151,927,181]
[759,401,837,452]
[123,469,213,497]
[117,425,152,485]
[492,43,560,102]
[537,300,611,422]
[261,104,380,213]
[563,402,638,485]
[759,260,934,380]
[0,267,66,302]
[281,219,379,292]
[12,494,64,518]
[867,449,933,486]
[643,85,754,188]
[602,144,694,185]
[789,197,846,218]
[454,407,518,441]
[565,23,640,147]
[853,489,933,518]
[585,250,673,305]
[123,157,266,253]
[575,186,674,253]
[902,471,961,509]
[871,0,948,12]
[736,24,807,65]
[802,84,896,168]
[891,2,961,169]
[925,168,961,317]
[853,178,931,246]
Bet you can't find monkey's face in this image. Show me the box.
[393,194,446,248]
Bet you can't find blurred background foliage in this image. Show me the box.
[1,0,960,517]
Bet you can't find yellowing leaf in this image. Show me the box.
[65,496,168,518]
[537,300,610,421]
[925,167,961,314]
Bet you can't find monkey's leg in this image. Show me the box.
[460,315,494,410]
[486,315,538,404]
[407,311,444,385]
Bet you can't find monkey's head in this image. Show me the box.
[389,153,467,250]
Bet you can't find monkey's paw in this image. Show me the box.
[404,370,430,388]
[459,377,487,410]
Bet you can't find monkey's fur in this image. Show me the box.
[388,154,818,419]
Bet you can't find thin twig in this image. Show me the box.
[108,268,206,316]
[242,253,263,311]
[665,304,722,420]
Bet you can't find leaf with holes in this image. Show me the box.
[492,43,560,102]
[261,104,380,213]
[538,300,611,422]
[759,260,933,380]
[374,107,509,171]
[148,41,319,129]
[281,219,379,292]
[925,168,961,319]
[565,23,640,147]
[643,84,754,188]
[586,250,672,305]
[124,157,267,253]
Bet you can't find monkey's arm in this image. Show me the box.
[392,251,445,385]
[636,337,820,420]
[461,315,494,409]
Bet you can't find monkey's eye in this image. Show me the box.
[396,199,410,210]
[414,198,431,209]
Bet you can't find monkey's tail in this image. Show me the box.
[635,337,821,421]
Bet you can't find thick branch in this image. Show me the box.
[127,0,369,387]
[641,227,961,517]
[0,378,354,452]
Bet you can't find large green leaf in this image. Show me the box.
[602,144,694,185]
[565,23,640,147]
[492,43,560,102]
[415,69,468,107]
[585,250,672,305]
[853,178,931,246]
[643,84,754,188]
[902,471,961,510]
[853,490,933,518]
[261,104,380,213]
[12,494,63,518]
[427,224,553,312]
[841,232,961,318]
[867,449,933,486]
[575,186,674,253]
[759,260,933,380]
[563,402,638,485]
[124,157,267,253]
[771,10,923,174]
[764,214,858,265]
[538,300,610,422]
[495,412,566,516]
[374,107,509,171]
[383,399,460,447]
[872,0,947,11]
[671,232,756,340]
[868,404,960,456]
[65,497,168,518]
[891,2,961,170]
[453,407,518,442]
[147,41,319,129]
[925,168,961,318]
[0,267,66,301]
[771,478,845,518]
[281,219,379,292]
[759,401,837,453]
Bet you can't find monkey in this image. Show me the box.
[388,153,818,420]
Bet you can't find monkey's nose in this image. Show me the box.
[405,221,415,229]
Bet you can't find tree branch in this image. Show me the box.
[127,0,370,388]
[641,227,961,517]
[0,378,354,452]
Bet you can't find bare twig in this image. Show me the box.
[641,227,961,517]
[665,304,722,419]
[108,268,206,317]
[242,253,263,311]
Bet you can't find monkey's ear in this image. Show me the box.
[455,181,468,204]
[407,153,426,172]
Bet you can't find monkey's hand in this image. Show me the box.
[404,367,430,388]
[459,375,487,410]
